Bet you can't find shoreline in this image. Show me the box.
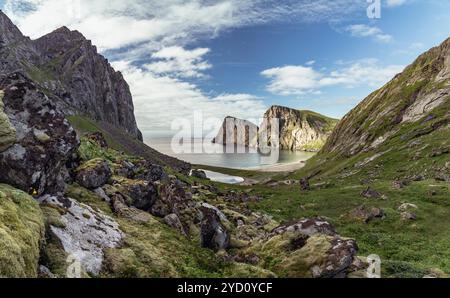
[252,160,307,173]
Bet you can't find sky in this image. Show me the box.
[1,0,450,139]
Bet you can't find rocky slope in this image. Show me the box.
[322,38,450,158]
[260,106,338,151]
[212,116,259,147]
[0,10,142,140]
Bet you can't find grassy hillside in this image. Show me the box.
[196,39,450,277]
[67,115,190,173]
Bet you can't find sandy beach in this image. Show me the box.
[253,161,307,172]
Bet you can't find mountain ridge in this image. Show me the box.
[0,10,142,141]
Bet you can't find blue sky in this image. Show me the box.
[2,0,450,138]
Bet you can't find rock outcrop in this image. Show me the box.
[74,158,112,189]
[213,116,259,147]
[259,106,338,151]
[39,195,123,276]
[0,72,79,195]
[213,107,338,151]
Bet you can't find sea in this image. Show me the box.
[146,138,315,170]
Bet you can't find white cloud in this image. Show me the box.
[346,24,393,43]
[3,0,368,134]
[145,46,211,78]
[261,59,404,96]
[112,61,266,133]
[386,0,408,7]
[4,0,367,52]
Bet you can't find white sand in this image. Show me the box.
[254,161,307,172]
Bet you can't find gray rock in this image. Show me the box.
[401,212,417,221]
[271,218,337,237]
[39,195,123,275]
[200,204,230,251]
[164,213,187,236]
[190,169,209,180]
[75,159,112,189]
[0,73,79,195]
[360,187,382,199]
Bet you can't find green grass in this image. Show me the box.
[67,115,127,151]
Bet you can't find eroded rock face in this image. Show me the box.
[38,195,123,276]
[32,27,143,140]
[0,73,79,195]
[213,116,259,147]
[0,11,142,141]
[75,158,111,189]
[259,106,337,151]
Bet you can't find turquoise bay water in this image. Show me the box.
[147,138,315,169]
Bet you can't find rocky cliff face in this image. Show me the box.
[322,38,450,157]
[212,116,259,147]
[0,11,142,141]
[260,106,338,152]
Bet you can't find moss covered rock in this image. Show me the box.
[0,90,16,152]
[75,158,112,189]
[245,219,359,278]
[0,184,45,277]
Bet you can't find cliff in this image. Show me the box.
[260,106,338,152]
[212,116,259,147]
[0,11,142,140]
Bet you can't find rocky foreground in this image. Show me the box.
[0,125,366,277]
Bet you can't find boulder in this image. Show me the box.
[111,194,153,223]
[190,169,209,180]
[113,160,136,178]
[0,73,79,195]
[360,187,382,199]
[348,205,385,223]
[75,158,112,189]
[392,180,409,190]
[38,195,123,276]
[113,177,157,211]
[164,213,187,236]
[401,212,417,221]
[135,161,168,182]
[271,218,337,237]
[248,219,359,278]
[398,203,418,212]
[200,204,230,251]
